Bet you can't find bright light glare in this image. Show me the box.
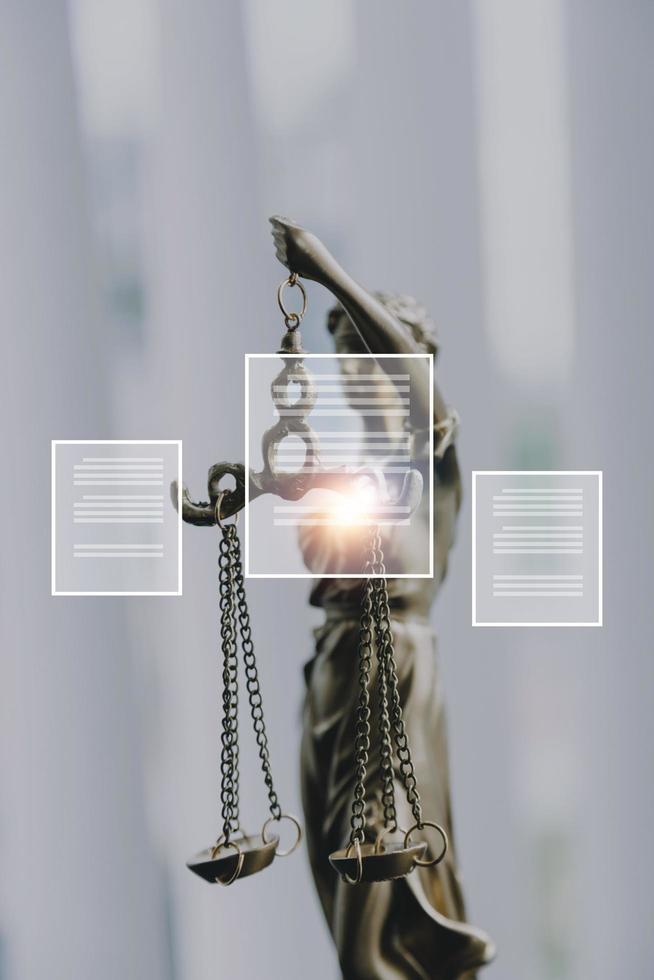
[332,482,377,526]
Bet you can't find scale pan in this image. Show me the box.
[187,833,279,885]
[329,840,427,883]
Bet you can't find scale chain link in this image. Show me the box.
[345,521,429,850]
[230,530,283,822]
[371,531,424,829]
[219,526,239,842]
[370,530,398,833]
[349,571,375,846]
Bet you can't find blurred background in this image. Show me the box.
[1,1,652,978]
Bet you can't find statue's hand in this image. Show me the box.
[269,215,337,284]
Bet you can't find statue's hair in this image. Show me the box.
[327,292,439,356]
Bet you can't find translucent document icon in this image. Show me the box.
[52,440,182,595]
[472,471,602,626]
[245,354,433,578]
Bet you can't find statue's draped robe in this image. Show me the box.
[299,434,495,980]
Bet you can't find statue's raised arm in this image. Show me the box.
[270,215,451,428]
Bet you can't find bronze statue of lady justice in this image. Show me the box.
[178,216,495,978]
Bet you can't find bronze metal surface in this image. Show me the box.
[329,841,428,884]
[186,834,279,885]
[178,216,496,975]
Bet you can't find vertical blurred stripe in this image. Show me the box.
[474,0,576,389]
[0,2,168,978]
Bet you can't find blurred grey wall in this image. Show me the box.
[0,2,168,978]
[565,1,654,975]
[1,1,652,979]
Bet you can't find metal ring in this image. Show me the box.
[403,821,448,868]
[214,490,239,529]
[210,839,245,886]
[373,825,406,854]
[343,839,363,885]
[277,275,307,325]
[261,813,302,858]
[284,312,300,331]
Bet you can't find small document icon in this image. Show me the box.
[52,441,182,595]
[472,471,602,626]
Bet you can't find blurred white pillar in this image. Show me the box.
[474,0,576,394]
[0,2,168,979]
[473,5,581,979]
[348,3,517,976]
[139,2,331,978]
[565,2,654,977]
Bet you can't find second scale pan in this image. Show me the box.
[187,834,279,885]
[329,840,427,884]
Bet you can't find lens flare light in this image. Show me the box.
[332,481,378,526]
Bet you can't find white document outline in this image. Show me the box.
[52,440,183,597]
[244,353,434,579]
[472,470,602,627]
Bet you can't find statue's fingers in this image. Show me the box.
[269,213,298,229]
[270,221,287,246]
[271,235,288,265]
[269,214,290,234]
[274,245,288,266]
